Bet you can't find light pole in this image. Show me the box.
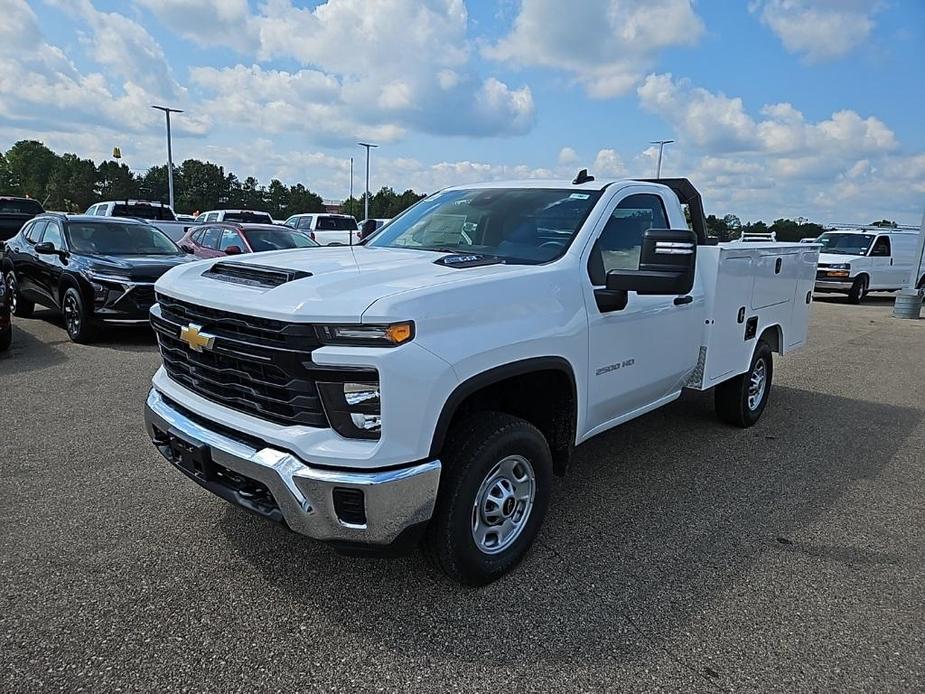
[358,142,378,223]
[650,139,674,179]
[152,105,183,209]
[349,157,354,205]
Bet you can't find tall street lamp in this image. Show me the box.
[152,105,183,210]
[650,139,674,179]
[358,142,378,223]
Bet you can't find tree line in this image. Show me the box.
[0,140,425,220]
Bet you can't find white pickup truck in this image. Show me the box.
[144,175,819,585]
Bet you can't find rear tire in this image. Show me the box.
[715,341,773,428]
[62,287,97,344]
[848,275,868,304]
[5,271,34,318]
[424,412,552,586]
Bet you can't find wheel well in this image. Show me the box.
[58,274,85,309]
[432,360,577,476]
[760,324,782,353]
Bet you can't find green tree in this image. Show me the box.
[5,140,59,201]
[0,153,14,192]
[97,160,139,201]
[287,184,325,215]
[177,159,226,214]
[266,179,290,218]
[45,154,98,211]
[138,165,170,203]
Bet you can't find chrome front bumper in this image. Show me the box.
[144,388,441,547]
[814,279,853,291]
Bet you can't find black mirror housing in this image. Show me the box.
[35,242,57,255]
[605,229,696,296]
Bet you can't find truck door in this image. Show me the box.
[582,189,705,434]
[867,235,892,289]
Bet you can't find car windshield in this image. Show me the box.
[367,188,603,264]
[0,199,43,215]
[111,203,176,221]
[317,216,358,231]
[66,222,183,256]
[243,228,319,252]
[223,211,273,223]
[817,232,874,256]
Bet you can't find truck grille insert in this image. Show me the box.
[151,294,329,428]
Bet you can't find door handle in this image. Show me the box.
[674,295,693,305]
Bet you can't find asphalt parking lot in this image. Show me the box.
[1,294,923,693]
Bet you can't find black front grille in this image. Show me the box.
[151,295,329,428]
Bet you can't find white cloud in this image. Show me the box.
[637,73,897,158]
[139,0,535,140]
[485,0,704,97]
[558,147,579,165]
[750,0,880,62]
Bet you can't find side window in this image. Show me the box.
[96,204,108,216]
[86,205,97,216]
[201,226,222,249]
[219,228,244,251]
[191,228,205,244]
[870,236,891,257]
[206,212,219,222]
[41,221,65,249]
[587,193,669,285]
[298,216,313,230]
[25,220,48,243]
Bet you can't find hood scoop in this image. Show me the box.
[434,253,504,269]
[202,261,312,288]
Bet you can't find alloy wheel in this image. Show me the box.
[747,358,767,411]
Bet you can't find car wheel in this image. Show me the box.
[424,412,552,586]
[62,287,97,343]
[5,271,34,318]
[715,340,773,428]
[848,275,868,304]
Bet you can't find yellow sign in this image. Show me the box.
[179,324,215,352]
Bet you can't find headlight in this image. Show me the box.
[317,377,381,439]
[827,263,850,270]
[315,321,414,347]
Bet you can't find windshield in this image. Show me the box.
[243,228,319,252]
[0,199,43,215]
[367,188,603,264]
[66,222,182,256]
[111,203,176,221]
[317,216,358,231]
[223,211,273,223]
[817,232,874,256]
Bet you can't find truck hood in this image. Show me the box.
[817,252,861,265]
[86,253,194,281]
[155,245,517,322]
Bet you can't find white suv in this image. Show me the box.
[284,213,360,245]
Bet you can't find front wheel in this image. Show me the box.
[424,412,552,585]
[62,287,97,343]
[848,275,868,304]
[5,271,34,318]
[715,341,773,427]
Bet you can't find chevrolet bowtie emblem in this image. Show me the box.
[179,324,215,352]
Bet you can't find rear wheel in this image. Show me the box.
[5,271,34,318]
[62,287,97,343]
[424,412,552,585]
[848,275,868,304]
[715,340,773,428]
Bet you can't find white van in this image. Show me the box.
[814,228,925,303]
[284,213,360,245]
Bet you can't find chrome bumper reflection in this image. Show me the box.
[143,388,441,546]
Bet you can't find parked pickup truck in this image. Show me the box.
[86,200,196,242]
[144,175,819,585]
[0,196,44,241]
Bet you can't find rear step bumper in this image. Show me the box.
[144,388,441,547]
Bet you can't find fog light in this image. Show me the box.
[317,377,381,439]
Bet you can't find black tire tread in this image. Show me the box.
[423,411,550,585]
[715,340,773,428]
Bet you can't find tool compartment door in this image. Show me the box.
[751,249,800,310]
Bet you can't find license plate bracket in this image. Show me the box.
[167,430,215,481]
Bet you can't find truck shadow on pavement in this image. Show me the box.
[0,323,69,373]
[219,385,920,669]
[26,309,157,352]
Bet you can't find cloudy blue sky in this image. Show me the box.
[2,0,923,223]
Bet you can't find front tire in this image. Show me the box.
[715,340,773,428]
[848,275,868,304]
[424,412,552,586]
[62,287,97,343]
[5,271,34,318]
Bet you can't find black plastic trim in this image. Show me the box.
[428,356,578,458]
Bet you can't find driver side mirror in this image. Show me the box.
[605,229,696,296]
[35,241,65,258]
[180,244,194,254]
[224,245,243,255]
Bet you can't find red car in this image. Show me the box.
[177,222,319,259]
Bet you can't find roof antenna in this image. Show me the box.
[572,168,594,185]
